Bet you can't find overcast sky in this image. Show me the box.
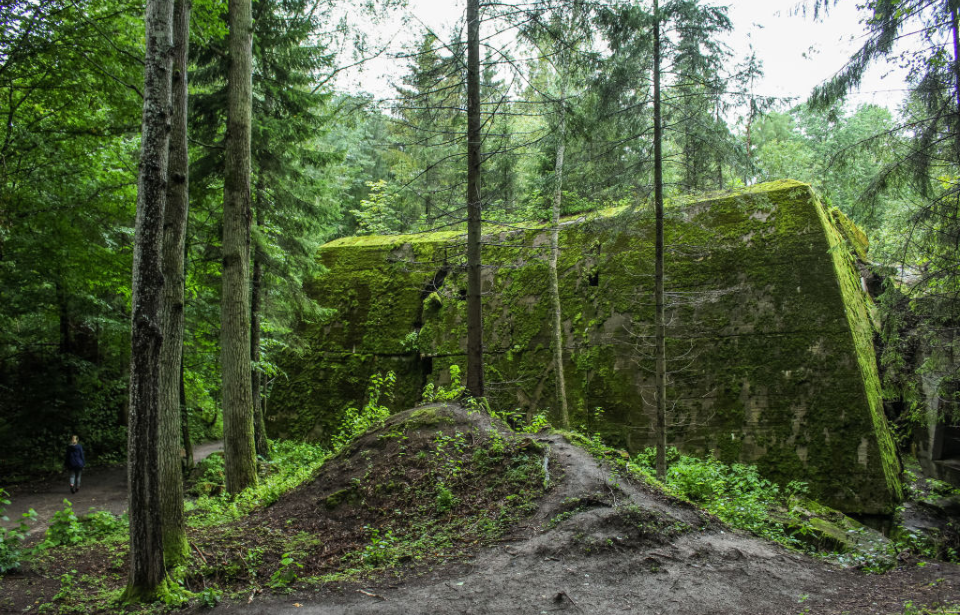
[338,0,909,112]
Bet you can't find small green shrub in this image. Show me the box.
[269,552,302,588]
[435,483,459,513]
[197,587,222,608]
[332,371,395,450]
[0,488,36,573]
[526,413,550,432]
[52,569,78,602]
[79,510,127,542]
[359,527,398,567]
[401,330,419,352]
[422,365,465,403]
[41,500,83,548]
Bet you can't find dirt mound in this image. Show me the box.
[193,403,549,582]
[212,405,960,614]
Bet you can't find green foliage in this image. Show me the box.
[34,502,126,552]
[79,510,128,543]
[0,0,142,474]
[422,365,466,403]
[332,371,396,450]
[191,452,227,496]
[350,180,402,236]
[40,500,83,549]
[197,587,223,608]
[632,447,806,546]
[269,552,303,588]
[52,569,78,602]
[401,330,420,353]
[0,489,36,573]
[359,527,398,567]
[526,413,551,432]
[187,440,330,526]
[435,483,460,513]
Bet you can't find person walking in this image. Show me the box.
[64,435,85,494]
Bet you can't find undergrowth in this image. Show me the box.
[557,429,960,572]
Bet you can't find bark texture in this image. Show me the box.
[221,0,258,493]
[123,0,174,599]
[465,0,484,399]
[251,206,269,458]
[548,80,569,429]
[652,0,667,481]
[180,354,193,471]
[157,0,190,568]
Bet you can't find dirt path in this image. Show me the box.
[1,441,223,536]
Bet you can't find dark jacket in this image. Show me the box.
[64,443,85,470]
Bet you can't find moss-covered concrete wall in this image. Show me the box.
[267,180,902,514]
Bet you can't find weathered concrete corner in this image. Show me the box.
[267,180,902,514]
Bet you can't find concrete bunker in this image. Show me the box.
[267,180,903,514]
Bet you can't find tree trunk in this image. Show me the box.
[157,0,190,568]
[123,0,174,600]
[180,353,193,472]
[251,204,269,458]
[652,0,667,482]
[548,80,569,429]
[950,1,960,158]
[221,0,258,493]
[465,0,484,399]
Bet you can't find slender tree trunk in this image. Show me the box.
[157,0,190,568]
[123,0,174,600]
[221,0,258,493]
[251,204,269,458]
[652,0,667,482]
[465,0,484,399]
[180,353,193,472]
[549,80,569,428]
[950,1,960,158]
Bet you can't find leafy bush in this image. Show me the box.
[35,501,126,552]
[422,365,465,403]
[435,483,459,513]
[332,371,395,450]
[269,552,302,588]
[40,500,83,548]
[79,510,127,542]
[197,587,223,608]
[631,447,807,546]
[359,527,398,568]
[0,488,36,573]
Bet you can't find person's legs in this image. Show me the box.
[74,468,81,491]
[69,469,81,493]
